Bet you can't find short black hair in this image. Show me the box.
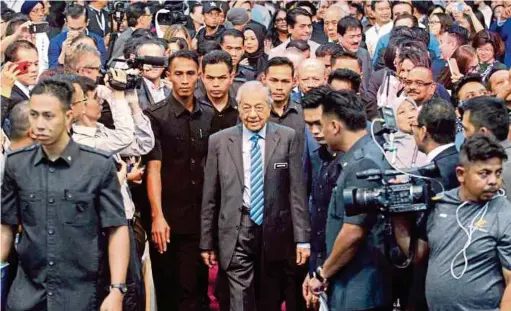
[337,16,362,36]
[349,3,363,16]
[53,74,96,94]
[462,96,509,141]
[1,6,15,22]
[411,26,430,46]
[64,4,88,21]
[127,2,149,27]
[5,40,38,62]
[197,40,222,57]
[452,74,485,107]
[394,13,418,27]
[168,50,199,69]
[301,85,332,109]
[219,29,244,45]
[392,1,413,15]
[30,78,74,111]
[286,39,310,52]
[286,7,312,28]
[328,69,361,91]
[322,90,367,131]
[412,0,432,15]
[297,1,317,16]
[487,68,509,92]
[460,133,507,166]
[330,50,362,70]
[315,43,342,58]
[132,28,155,39]
[201,50,233,73]
[398,48,431,68]
[5,14,28,36]
[445,25,469,47]
[371,0,390,11]
[264,56,295,77]
[417,99,456,145]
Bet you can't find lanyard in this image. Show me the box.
[92,8,106,34]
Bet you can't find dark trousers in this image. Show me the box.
[223,211,306,311]
[149,232,208,311]
[124,224,145,311]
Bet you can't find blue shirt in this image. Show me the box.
[490,20,511,67]
[372,31,441,66]
[48,30,107,69]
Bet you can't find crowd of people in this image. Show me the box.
[1,0,511,311]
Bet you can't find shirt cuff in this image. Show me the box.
[297,243,310,249]
[132,111,147,124]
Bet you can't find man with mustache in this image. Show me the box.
[403,67,438,107]
[393,133,511,311]
[460,96,511,201]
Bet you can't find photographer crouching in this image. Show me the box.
[394,134,511,311]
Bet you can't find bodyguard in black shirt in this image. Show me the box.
[1,79,129,311]
[199,50,239,134]
[144,50,214,311]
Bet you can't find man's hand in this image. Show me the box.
[100,290,123,311]
[152,215,170,253]
[201,250,218,268]
[1,62,20,98]
[296,246,311,265]
[106,69,128,94]
[14,21,31,39]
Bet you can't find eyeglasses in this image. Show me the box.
[72,95,88,106]
[403,79,433,87]
[81,66,101,72]
[428,20,440,25]
[276,18,286,23]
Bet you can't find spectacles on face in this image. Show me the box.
[403,79,433,87]
[476,46,493,53]
[467,64,481,73]
[428,20,440,25]
[276,18,286,23]
[72,95,88,106]
[81,66,101,72]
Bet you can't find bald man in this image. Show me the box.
[298,59,326,95]
[404,67,437,106]
[324,5,345,43]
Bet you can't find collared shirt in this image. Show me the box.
[14,81,31,99]
[242,124,267,209]
[143,77,167,104]
[365,21,393,58]
[144,94,214,234]
[72,98,136,155]
[426,143,455,163]
[1,140,126,311]
[270,99,306,155]
[198,94,239,134]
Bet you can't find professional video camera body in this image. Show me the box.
[343,164,438,216]
[108,56,169,91]
[155,1,188,26]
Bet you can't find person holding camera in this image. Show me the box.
[305,90,393,311]
[394,134,511,311]
[135,39,171,110]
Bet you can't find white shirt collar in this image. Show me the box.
[243,123,267,140]
[14,81,32,98]
[427,143,454,163]
[143,77,163,91]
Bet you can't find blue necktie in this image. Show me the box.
[249,134,264,225]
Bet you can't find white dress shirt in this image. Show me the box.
[242,124,266,209]
[365,21,393,58]
[426,143,455,163]
[143,77,167,103]
[35,32,49,74]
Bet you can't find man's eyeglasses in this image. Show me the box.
[81,66,101,72]
[403,79,433,87]
[72,96,88,106]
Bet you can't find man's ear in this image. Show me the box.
[456,166,465,184]
[480,127,490,135]
[261,73,267,85]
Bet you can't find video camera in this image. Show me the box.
[343,163,439,216]
[107,56,169,91]
[155,1,188,25]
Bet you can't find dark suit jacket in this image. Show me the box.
[87,6,110,37]
[432,145,459,192]
[200,122,311,269]
[1,85,29,128]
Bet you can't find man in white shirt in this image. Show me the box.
[323,5,345,43]
[364,0,393,57]
[412,98,459,192]
[269,7,320,59]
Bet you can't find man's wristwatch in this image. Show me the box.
[109,284,128,294]
[315,266,326,283]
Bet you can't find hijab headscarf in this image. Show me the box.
[242,23,268,75]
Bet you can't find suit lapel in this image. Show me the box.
[265,123,280,173]
[228,125,244,186]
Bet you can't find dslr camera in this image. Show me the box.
[343,164,438,216]
[108,56,169,91]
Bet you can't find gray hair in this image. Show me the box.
[64,43,101,73]
[236,81,273,107]
[9,101,30,141]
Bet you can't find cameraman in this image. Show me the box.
[394,134,511,311]
[135,38,171,110]
[306,90,393,310]
[412,99,460,192]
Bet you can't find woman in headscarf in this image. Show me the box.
[240,23,268,76]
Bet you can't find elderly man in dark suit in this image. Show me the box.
[200,81,311,311]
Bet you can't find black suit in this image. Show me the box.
[87,6,110,37]
[1,84,29,130]
[431,145,460,192]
